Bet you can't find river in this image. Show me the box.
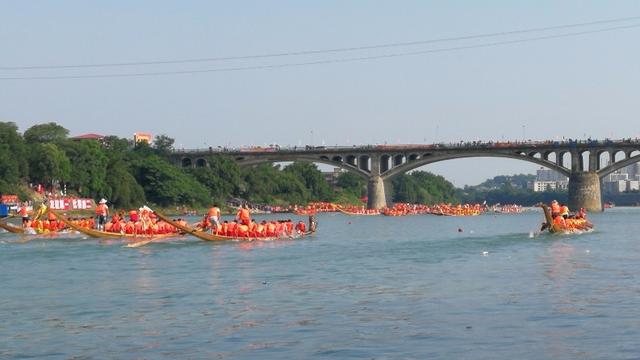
[1,208,639,359]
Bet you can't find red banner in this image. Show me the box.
[48,198,95,210]
[1,195,18,204]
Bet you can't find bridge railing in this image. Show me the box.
[173,138,640,154]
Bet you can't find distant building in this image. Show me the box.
[71,133,105,141]
[134,132,152,144]
[602,162,640,194]
[528,168,568,192]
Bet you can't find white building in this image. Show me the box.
[529,168,568,192]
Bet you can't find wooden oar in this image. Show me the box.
[0,214,17,223]
[125,238,159,248]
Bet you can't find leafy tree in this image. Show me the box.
[391,171,458,204]
[186,155,242,201]
[23,122,69,143]
[283,162,333,201]
[153,134,175,156]
[103,136,133,153]
[28,143,71,188]
[131,154,210,207]
[104,159,146,209]
[60,140,108,197]
[0,122,28,192]
[241,164,310,204]
[336,172,366,197]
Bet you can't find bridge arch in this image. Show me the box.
[235,156,370,180]
[597,154,640,178]
[181,157,193,168]
[380,152,571,180]
[195,158,207,168]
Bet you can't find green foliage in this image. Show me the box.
[186,155,241,201]
[241,164,310,204]
[153,134,175,156]
[336,172,366,197]
[472,174,535,190]
[103,136,133,153]
[283,162,333,201]
[28,143,71,187]
[131,154,210,207]
[391,171,458,204]
[104,159,146,209]
[458,173,567,205]
[0,122,28,189]
[23,122,69,143]
[60,140,108,197]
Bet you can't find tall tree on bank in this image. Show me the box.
[153,134,175,156]
[283,162,333,201]
[28,143,71,189]
[23,122,69,143]
[0,122,28,192]
[60,140,108,197]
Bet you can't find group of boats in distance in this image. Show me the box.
[292,202,521,217]
[0,199,595,244]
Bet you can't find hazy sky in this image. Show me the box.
[2,1,639,186]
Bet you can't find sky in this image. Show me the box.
[1,1,639,186]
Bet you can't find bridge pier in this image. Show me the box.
[367,176,388,209]
[568,172,602,212]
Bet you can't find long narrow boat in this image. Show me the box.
[154,210,316,241]
[336,207,380,216]
[47,208,181,241]
[0,221,25,234]
[539,204,593,234]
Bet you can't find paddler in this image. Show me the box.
[95,198,109,231]
[207,203,222,233]
[295,220,306,234]
[236,204,251,226]
[18,202,30,228]
[550,200,561,218]
[559,203,570,219]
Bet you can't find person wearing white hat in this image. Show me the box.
[95,199,109,231]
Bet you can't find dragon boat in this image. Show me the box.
[0,220,25,234]
[47,208,183,243]
[539,204,593,234]
[153,210,317,242]
[336,207,380,216]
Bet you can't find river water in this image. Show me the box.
[1,208,639,359]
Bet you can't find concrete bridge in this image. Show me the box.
[172,140,640,211]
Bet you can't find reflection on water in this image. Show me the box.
[1,210,640,359]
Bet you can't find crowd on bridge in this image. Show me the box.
[175,137,640,154]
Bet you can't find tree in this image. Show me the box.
[60,140,108,197]
[104,159,146,209]
[131,154,209,207]
[153,134,175,156]
[283,162,333,201]
[23,122,69,143]
[336,172,366,196]
[186,155,242,201]
[391,171,458,204]
[28,143,71,188]
[0,122,28,192]
[103,136,133,153]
